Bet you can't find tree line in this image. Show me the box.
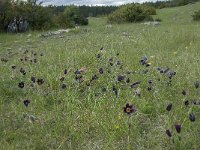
[143,0,200,9]
[54,5,118,17]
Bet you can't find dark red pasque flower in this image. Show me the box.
[91,74,98,81]
[18,82,25,88]
[147,87,152,91]
[20,68,26,75]
[11,65,16,69]
[23,99,30,107]
[182,90,186,96]
[117,75,125,82]
[61,84,67,89]
[166,129,172,137]
[96,54,101,58]
[37,78,44,85]
[126,78,130,83]
[148,80,153,84]
[116,60,121,65]
[130,81,141,88]
[194,81,199,89]
[60,77,65,82]
[31,76,36,83]
[123,103,136,115]
[189,113,195,122]
[166,103,172,112]
[101,87,106,92]
[99,68,103,74]
[175,124,181,133]
[64,69,68,74]
[184,100,189,106]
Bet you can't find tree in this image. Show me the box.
[0,0,15,31]
[58,5,88,28]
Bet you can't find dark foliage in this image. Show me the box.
[108,4,156,23]
[143,0,200,9]
[192,10,200,21]
[0,1,88,32]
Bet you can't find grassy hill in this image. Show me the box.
[155,2,200,24]
[0,2,200,150]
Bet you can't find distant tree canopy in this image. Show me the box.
[79,5,118,17]
[107,4,156,23]
[53,5,118,17]
[143,0,200,9]
[56,5,88,28]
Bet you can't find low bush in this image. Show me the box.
[108,4,156,23]
[192,10,200,21]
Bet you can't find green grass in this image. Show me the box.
[155,2,200,24]
[1,2,200,150]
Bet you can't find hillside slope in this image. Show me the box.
[155,2,200,24]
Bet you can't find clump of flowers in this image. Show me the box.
[31,76,36,83]
[91,74,98,81]
[37,78,44,85]
[99,68,103,74]
[60,77,65,82]
[139,55,148,66]
[20,68,26,75]
[11,65,16,69]
[18,81,25,88]
[61,83,67,89]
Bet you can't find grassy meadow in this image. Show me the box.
[1,2,200,150]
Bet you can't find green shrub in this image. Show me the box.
[56,5,88,28]
[143,5,157,15]
[192,10,200,21]
[108,4,156,23]
[155,18,162,22]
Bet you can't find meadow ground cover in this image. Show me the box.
[0,2,200,150]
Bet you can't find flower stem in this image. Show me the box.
[127,115,131,150]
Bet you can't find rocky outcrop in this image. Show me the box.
[7,17,28,33]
